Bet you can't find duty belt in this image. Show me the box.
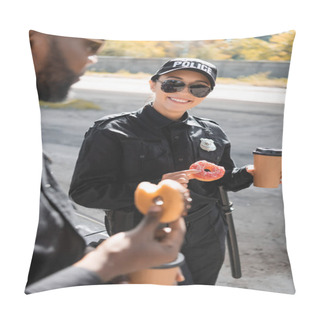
[184,190,220,223]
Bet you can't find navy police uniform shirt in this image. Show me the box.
[69,104,253,233]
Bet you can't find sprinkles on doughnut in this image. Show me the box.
[189,160,225,182]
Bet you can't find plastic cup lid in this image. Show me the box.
[253,147,282,156]
[151,252,185,269]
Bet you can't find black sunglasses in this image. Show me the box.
[157,79,212,98]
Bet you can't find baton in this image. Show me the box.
[218,186,242,279]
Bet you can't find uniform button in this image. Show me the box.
[174,136,179,140]
[178,157,184,162]
[139,155,145,159]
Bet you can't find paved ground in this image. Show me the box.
[40,75,295,294]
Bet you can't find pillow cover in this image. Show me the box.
[26,30,295,294]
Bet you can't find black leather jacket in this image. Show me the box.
[69,104,253,234]
[25,154,101,293]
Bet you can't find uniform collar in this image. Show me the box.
[141,104,204,129]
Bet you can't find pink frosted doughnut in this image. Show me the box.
[189,160,225,181]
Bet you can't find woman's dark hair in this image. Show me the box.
[150,75,159,82]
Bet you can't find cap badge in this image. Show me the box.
[200,138,216,152]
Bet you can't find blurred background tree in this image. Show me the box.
[99,40,176,58]
[267,31,296,61]
[99,30,295,61]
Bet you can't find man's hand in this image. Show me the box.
[74,204,187,283]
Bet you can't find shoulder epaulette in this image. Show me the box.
[94,111,133,125]
[192,115,220,126]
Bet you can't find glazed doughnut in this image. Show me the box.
[134,179,185,223]
[189,160,225,181]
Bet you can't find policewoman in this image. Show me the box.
[69,58,254,285]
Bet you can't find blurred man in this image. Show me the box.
[30,30,103,102]
[25,30,187,293]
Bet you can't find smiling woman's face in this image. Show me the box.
[149,70,211,120]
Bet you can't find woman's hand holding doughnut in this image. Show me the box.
[134,160,225,222]
[161,161,225,186]
[161,169,201,188]
[189,160,225,182]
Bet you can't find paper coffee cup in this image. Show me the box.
[128,252,184,285]
[253,147,282,188]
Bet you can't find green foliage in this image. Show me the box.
[99,40,177,58]
[99,31,295,61]
[267,31,296,61]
